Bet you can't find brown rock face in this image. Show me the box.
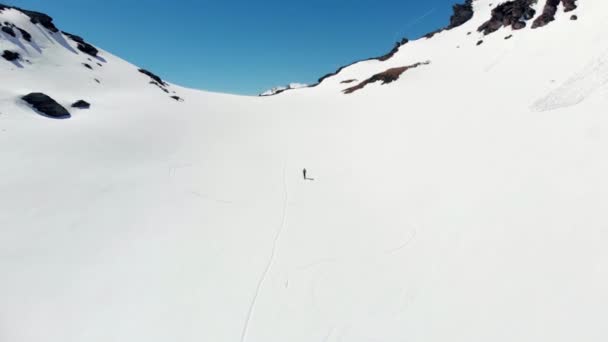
[343,61,430,94]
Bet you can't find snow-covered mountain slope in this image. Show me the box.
[2,1,608,342]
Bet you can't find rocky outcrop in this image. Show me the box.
[377,38,410,62]
[311,0,473,88]
[532,0,578,29]
[71,100,90,109]
[343,61,430,94]
[63,32,99,57]
[22,93,70,119]
[139,69,167,86]
[447,0,474,29]
[478,0,537,35]
[0,4,59,32]
[2,50,20,61]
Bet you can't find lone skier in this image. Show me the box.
[303,168,314,181]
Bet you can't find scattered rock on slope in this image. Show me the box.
[2,50,20,61]
[21,93,70,119]
[532,0,578,29]
[71,100,90,109]
[343,61,430,94]
[138,69,167,86]
[63,31,99,57]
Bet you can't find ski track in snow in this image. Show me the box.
[240,161,289,342]
[532,50,608,112]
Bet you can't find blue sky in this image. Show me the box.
[8,0,456,95]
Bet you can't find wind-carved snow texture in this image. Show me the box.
[532,51,608,112]
[240,162,290,342]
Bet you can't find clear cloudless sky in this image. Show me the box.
[6,0,458,95]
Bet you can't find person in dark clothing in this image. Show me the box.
[303,168,307,180]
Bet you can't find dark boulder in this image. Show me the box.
[2,50,20,61]
[1,25,15,37]
[22,93,70,119]
[170,96,184,102]
[82,63,92,70]
[71,100,90,109]
[570,14,578,20]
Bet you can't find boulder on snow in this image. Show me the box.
[2,50,20,61]
[21,93,70,119]
[1,25,15,37]
[71,100,91,109]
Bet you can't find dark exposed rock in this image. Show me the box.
[532,0,578,29]
[16,27,32,41]
[82,63,92,70]
[21,9,58,32]
[477,40,484,45]
[340,79,357,84]
[570,14,578,20]
[139,69,167,86]
[2,50,19,61]
[63,31,99,57]
[562,0,578,12]
[71,100,90,109]
[1,25,15,37]
[94,78,101,84]
[447,0,474,29]
[21,93,70,119]
[0,4,59,32]
[478,0,536,35]
[170,96,184,102]
[377,38,409,62]
[343,61,430,94]
[505,34,514,39]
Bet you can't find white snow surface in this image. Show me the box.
[2,1,608,341]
